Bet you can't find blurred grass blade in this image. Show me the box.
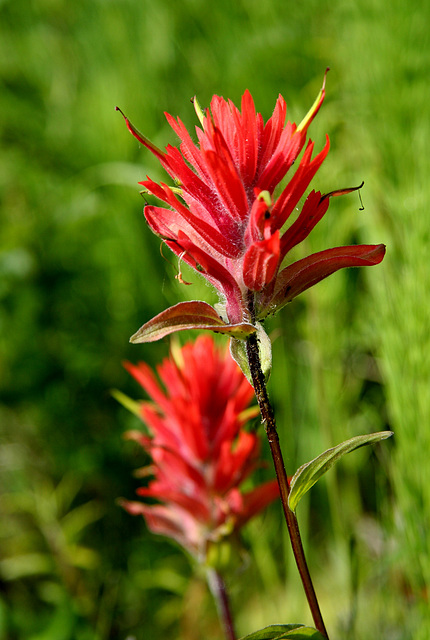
[111,389,142,417]
[288,431,393,512]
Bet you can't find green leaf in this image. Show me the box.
[239,624,326,640]
[288,431,393,512]
[130,301,257,343]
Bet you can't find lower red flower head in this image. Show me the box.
[119,336,279,560]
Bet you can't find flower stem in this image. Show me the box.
[246,332,329,639]
[206,567,237,640]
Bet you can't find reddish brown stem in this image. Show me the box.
[246,332,329,639]
[206,568,237,640]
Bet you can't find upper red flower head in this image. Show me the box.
[118,72,385,343]
[120,335,279,560]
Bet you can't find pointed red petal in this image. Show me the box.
[257,123,304,193]
[119,500,201,552]
[238,89,259,184]
[260,94,287,164]
[243,231,280,291]
[142,179,242,259]
[268,244,386,312]
[202,131,249,222]
[123,361,171,413]
[237,480,280,526]
[165,113,209,179]
[116,107,166,161]
[271,135,330,230]
[280,190,330,258]
[137,486,210,522]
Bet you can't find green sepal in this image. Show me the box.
[230,322,272,385]
[288,431,393,512]
[239,624,326,640]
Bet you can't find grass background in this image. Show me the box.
[1,0,429,638]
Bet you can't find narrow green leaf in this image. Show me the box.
[130,301,256,343]
[239,624,304,640]
[239,624,325,640]
[288,431,393,512]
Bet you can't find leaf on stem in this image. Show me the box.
[288,431,393,512]
[130,301,257,342]
[239,623,326,639]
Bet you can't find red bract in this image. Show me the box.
[120,336,279,559]
[118,71,385,343]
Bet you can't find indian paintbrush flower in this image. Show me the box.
[117,71,385,358]
[119,335,279,561]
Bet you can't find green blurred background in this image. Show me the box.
[1,0,429,638]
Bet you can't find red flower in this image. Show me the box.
[118,71,385,343]
[120,335,279,559]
